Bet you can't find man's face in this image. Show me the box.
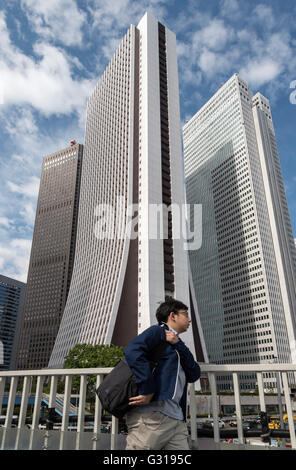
[172,309,191,333]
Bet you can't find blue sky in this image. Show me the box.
[0,0,295,282]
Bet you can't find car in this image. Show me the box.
[186,422,208,435]
[206,419,225,429]
[242,421,251,431]
[242,420,257,430]
[254,415,262,424]
[196,421,205,430]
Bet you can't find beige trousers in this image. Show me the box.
[125,409,190,450]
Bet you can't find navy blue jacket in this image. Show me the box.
[124,323,200,420]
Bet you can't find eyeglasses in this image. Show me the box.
[178,310,189,317]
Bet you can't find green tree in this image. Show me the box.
[63,343,124,369]
[62,343,124,412]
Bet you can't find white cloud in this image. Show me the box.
[0,102,84,246]
[198,48,229,76]
[175,2,295,97]
[6,176,39,228]
[176,18,236,83]
[265,33,293,64]
[87,0,168,58]
[0,217,12,229]
[7,176,40,199]
[89,0,167,30]
[220,0,239,16]
[0,238,32,282]
[196,19,232,52]
[4,108,38,136]
[20,0,87,47]
[240,58,281,88]
[19,201,37,226]
[253,4,276,29]
[0,12,95,116]
[0,103,84,167]
[239,31,294,88]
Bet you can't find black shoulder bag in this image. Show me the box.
[96,341,168,419]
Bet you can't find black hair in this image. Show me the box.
[155,297,188,325]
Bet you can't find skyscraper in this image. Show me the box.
[16,142,83,370]
[49,13,207,369]
[183,74,296,389]
[0,274,25,370]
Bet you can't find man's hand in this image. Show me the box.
[129,393,154,406]
[165,330,179,344]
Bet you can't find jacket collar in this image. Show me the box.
[160,322,179,336]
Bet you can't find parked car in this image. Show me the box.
[217,419,226,429]
[187,420,224,435]
[242,421,251,431]
[196,421,205,430]
[187,421,208,435]
[242,420,257,430]
[229,420,237,427]
[206,419,225,429]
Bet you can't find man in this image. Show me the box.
[124,298,200,450]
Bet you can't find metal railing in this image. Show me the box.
[0,363,296,450]
[201,363,296,449]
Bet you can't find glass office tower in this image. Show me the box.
[183,74,296,389]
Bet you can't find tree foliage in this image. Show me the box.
[63,343,124,369]
[62,343,124,407]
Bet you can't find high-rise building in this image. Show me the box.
[49,13,207,369]
[0,274,25,371]
[16,142,83,370]
[183,74,296,389]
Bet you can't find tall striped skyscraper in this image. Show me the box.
[49,13,207,368]
[183,74,296,389]
[17,143,83,370]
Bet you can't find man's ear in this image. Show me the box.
[168,311,175,321]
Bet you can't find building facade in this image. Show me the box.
[0,274,25,371]
[183,74,296,389]
[16,142,83,370]
[49,13,207,369]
